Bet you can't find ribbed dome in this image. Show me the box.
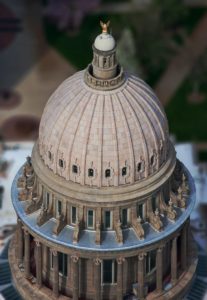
[38,70,169,187]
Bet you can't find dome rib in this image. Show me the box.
[41,79,82,147]
[98,95,104,187]
[54,88,87,175]
[38,71,171,187]
[122,88,149,178]
[129,76,166,120]
[110,95,120,186]
[116,93,135,184]
[129,78,167,141]
[81,94,98,186]
[65,92,91,181]
[128,84,161,168]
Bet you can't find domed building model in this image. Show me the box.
[9,22,197,300]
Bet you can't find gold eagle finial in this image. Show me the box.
[100,20,110,33]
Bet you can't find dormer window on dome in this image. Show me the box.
[88,168,94,177]
[72,165,78,174]
[59,159,64,168]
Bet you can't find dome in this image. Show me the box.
[38,70,169,187]
[94,33,115,51]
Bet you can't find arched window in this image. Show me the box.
[122,167,127,176]
[72,165,78,174]
[137,161,145,172]
[88,168,94,177]
[105,169,111,178]
[59,159,64,168]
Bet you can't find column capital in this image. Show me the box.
[51,249,58,256]
[24,228,29,235]
[93,257,102,265]
[71,254,79,263]
[34,239,41,247]
[117,257,125,264]
[157,245,164,253]
[138,252,146,261]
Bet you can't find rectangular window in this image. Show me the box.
[87,209,94,228]
[71,206,77,224]
[151,196,157,212]
[46,192,50,208]
[57,200,62,215]
[137,203,144,219]
[50,252,68,277]
[146,250,156,274]
[58,252,68,276]
[121,208,128,227]
[104,211,111,229]
[102,260,117,284]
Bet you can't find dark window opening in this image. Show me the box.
[59,159,64,168]
[104,211,111,229]
[151,196,156,212]
[88,168,94,177]
[103,260,117,284]
[57,200,62,215]
[146,250,156,274]
[58,252,68,276]
[137,162,142,172]
[87,210,94,228]
[137,203,143,219]
[72,164,78,174]
[46,192,50,208]
[105,169,111,178]
[71,206,77,224]
[151,155,154,166]
[48,151,52,160]
[122,167,127,176]
[121,208,128,227]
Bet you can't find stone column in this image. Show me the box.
[17,218,23,265]
[35,240,42,287]
[181,226,187,271]
[93,258,102,300]
[156,247,163,292]
[71,255,79,300]
[171,237,177,283]
[137,253,146,300]
[52,250,59,297]
[117,257,125,300]
[24,229,30,279]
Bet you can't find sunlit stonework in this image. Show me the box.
[9,23,197,300]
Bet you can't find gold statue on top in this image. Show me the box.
[100,20,110,33]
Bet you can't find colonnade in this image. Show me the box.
[16,218,189,300]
